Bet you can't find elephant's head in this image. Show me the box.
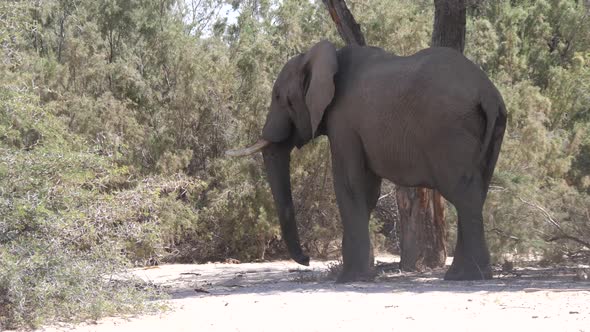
[226,40,338,266]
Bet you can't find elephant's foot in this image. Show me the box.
[444,263,493,280]
[336,269,376,283]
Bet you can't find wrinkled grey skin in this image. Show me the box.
[261,40,506,283]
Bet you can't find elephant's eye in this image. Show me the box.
[287,97,293,108]
[274,92,280,100]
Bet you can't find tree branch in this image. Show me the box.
[547,235,590,249]
[321,0,366,46]
[520,197,590,248]
[519,197,563,231]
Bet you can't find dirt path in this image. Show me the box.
[39,257,590,332]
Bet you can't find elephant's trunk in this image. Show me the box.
[262,140,310,266]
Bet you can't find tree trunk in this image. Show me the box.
[397,188,447,271]
[432,0,467,52]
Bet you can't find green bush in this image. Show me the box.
[1,0,589,328]
[0,86,161,328]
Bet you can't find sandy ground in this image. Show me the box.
[37,256,590,332]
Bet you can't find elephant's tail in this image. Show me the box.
[479,96,507,192]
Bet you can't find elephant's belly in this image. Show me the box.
[362,124,482,192]
[362,133,434,188]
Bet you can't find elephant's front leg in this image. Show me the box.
[330,137,379,283]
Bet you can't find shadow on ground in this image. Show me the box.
[127,257,590,300]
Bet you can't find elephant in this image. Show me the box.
[227,40,507,283]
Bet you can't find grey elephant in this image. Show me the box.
[228,40,506,282]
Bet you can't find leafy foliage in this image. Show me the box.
[463,0,590,262]
[0,0,589,328]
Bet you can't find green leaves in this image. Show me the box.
[1,0,589,327]
[469,0,590,262]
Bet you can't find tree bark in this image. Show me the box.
[321,0,366,46]
[397,188,447,270]
[397,186,448,270]
[432,0,467,52]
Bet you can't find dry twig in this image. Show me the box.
[519,197,590,248]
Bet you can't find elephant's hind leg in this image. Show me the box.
[443,172,493,280]
[330,136,380,283]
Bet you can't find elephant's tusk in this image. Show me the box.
[225,139,271,157]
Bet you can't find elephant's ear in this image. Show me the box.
[302,40,338,138]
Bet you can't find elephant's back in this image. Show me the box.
[332,46,494,187]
